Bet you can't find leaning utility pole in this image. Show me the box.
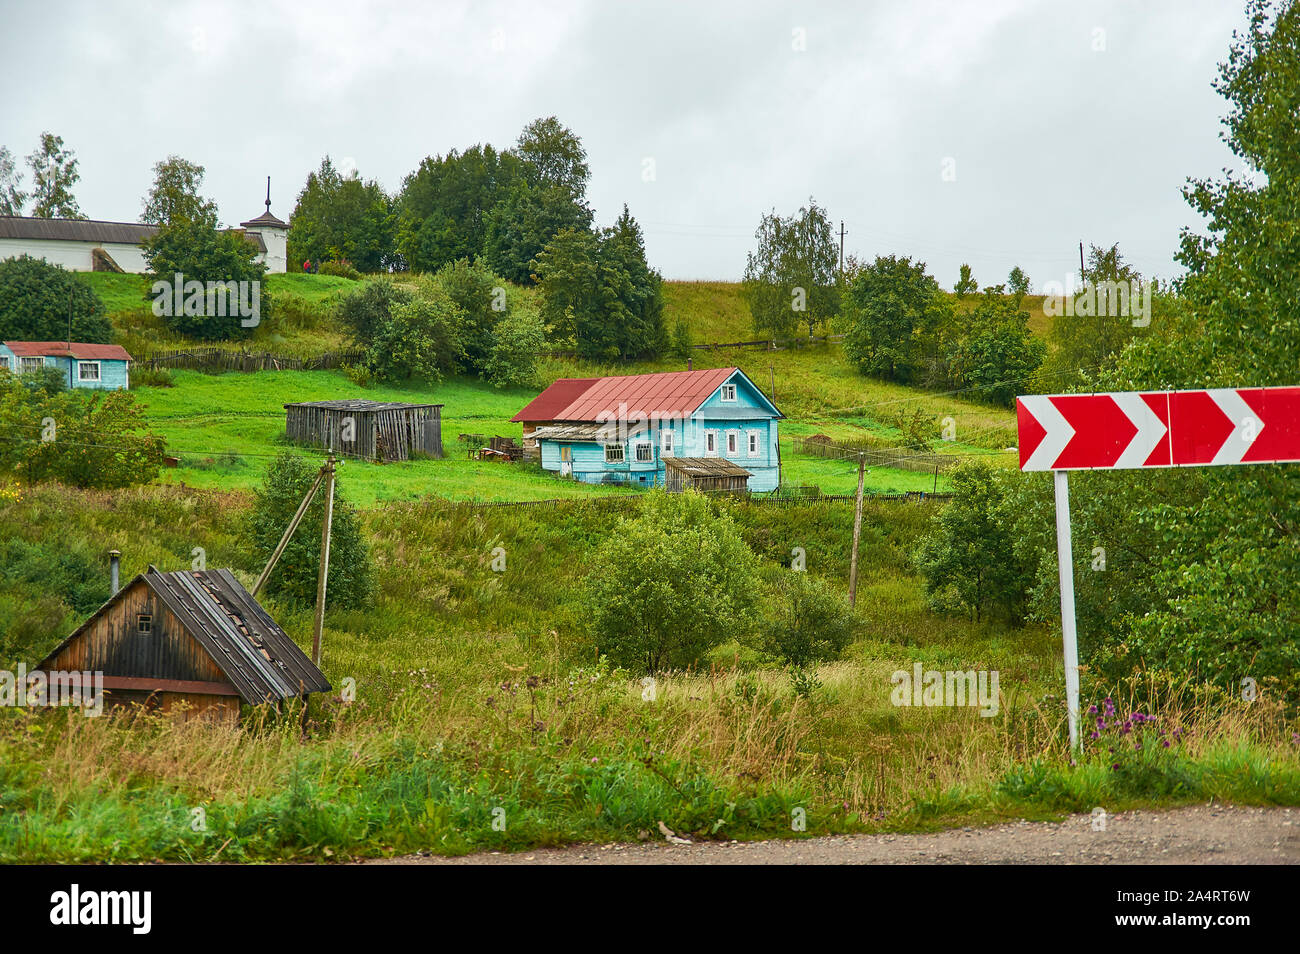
[312,455,337,667]
[848,452,866,605]
[252,466,326,598]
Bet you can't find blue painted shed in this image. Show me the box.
[0,341,132,390]
[513,367,783,492]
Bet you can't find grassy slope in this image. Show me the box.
[2,482,1292,862]
[99,273,1021,499]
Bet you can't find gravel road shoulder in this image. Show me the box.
[369,804,1298,865]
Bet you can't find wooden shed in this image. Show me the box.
[36,566,331,725]
[663,457,752,494]
[284,399,443,462]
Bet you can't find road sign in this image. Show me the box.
[1015,385,1300,751]
[1017,386,1300,472]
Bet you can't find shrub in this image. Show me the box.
[584,491,759,672]
[0,255,110,343]
[319,259,362,281]
[758,571,856,668]
[913,460,1033,623]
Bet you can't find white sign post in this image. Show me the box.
[1053,470,1081,751]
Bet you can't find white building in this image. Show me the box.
[0,186,289,274]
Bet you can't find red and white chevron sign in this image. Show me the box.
[1016,386,1300,471]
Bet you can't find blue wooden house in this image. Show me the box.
[0,341,132,390]
[512,367,783,492]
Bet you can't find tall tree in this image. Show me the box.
[534,207,665,361]
[743,199,839,342]
[0,146,25,216]
[26,133,82,219]
[1034,243,1145,392]
[1009,0,1300,707]
[515,116,590,202]
[841,255,950,382]
[292,156,395,272]
[141,155,218,226]
[396,145,513,273]
[954,263,978,298]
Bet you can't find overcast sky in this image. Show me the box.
[1,0,1251,287]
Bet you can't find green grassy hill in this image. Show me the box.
[80,272,1025,501]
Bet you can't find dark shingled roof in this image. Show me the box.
[0,216,268,252]
[0,216,158,244]
[38,567,330,704]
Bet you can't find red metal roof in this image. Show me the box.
[510,377,601,422]
[514,367,739,423]
[5,341,133,361]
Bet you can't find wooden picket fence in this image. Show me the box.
[793,436,963,474]
[136,348,366,373]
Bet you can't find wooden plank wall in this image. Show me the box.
[286,406,443,462]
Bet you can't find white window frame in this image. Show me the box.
[661,428,674,456]
[720,383,737,403]
[726,432,738,456]
[747,431,760,457]
[705,431,717,456]
[77,360,101,382]
[604,444,625,463]
[19,356,43,374]
[634,442,653,463]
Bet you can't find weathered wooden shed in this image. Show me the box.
[37,566,331,724]
[663,457,752,494]
[284,399,443,462]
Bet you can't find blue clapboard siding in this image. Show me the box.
[535,369,781,492]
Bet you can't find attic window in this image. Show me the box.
[720,384,737,402]
[137,614,153,635]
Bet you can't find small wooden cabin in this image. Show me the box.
[37,567,330,724]
[284,399,443,462]
[663,457,752,493]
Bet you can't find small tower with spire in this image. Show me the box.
[239,176,289,273]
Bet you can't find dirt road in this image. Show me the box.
[373,804,1297,865]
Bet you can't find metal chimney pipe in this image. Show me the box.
[109,549,121,595]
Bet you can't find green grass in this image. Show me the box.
[1,481,1294,862]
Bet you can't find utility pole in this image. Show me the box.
[1079,241,1086,281]
[312,455,337,667]
[839,221,847,277]
[769,365,775,404]
[848,452,866,605]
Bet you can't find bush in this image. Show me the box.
[319,259,363,281]
[758,571,856,668]
[0,377,165,488]
[0,255,111,343]
[338,278,413,344]
[913,460,1033,623]
[584,491,759,672]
